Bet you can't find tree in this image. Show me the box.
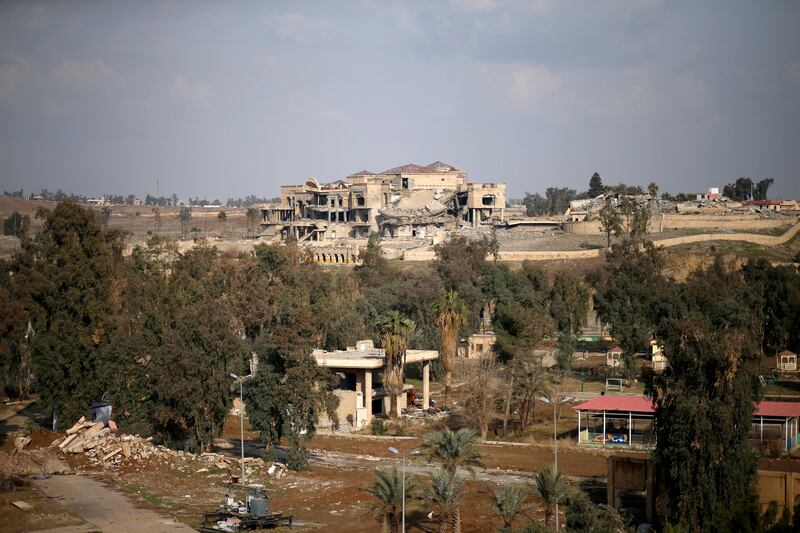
[723,177,754,201]
[754,178,774,201]
[178,206,192,240]
[523,193,548,217]
[564,487,625,532]
[245,207,260,238]
[511,360,549,432]
[418,427,483,476]
[427,468,467,533]
[588,173,604,197]
[650,259,764,529]
[100,206,112,228]
[366,466,416,533]
[544,187,576,216]
[489,486,531,531]
[648,181,659,198]
[461,354,498,440]
[530,465,570,528]
[217,210,227,236]
[376,311,415,419]
[549,273,589,371]
[3,211,31,238]
[431,290,468,395]
[598,197,621,248]
[11,201,126,426]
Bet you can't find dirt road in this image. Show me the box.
[35,475,194,533]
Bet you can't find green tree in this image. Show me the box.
[489,486,531,531]
[650,259,764,530]
[598,198,621,248]
[12,201,126,426]
[431,290,468,396]
[530,465,570,528]
[377,311,415,419]
[588,172,604,197]
[564,487,625,532]
[723,177,754,201]
[427,468,467,533]
[3,211,31,238]
[754,178,774,201]
[545,187,576,215]
[524,192,549,216]
[365,466,416,533]
[549,273,589,371]
[178,206,192,240]
[217,210,227,236]
[648,181,659,198]
[418,427,483,476]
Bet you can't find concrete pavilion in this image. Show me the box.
[312,340,438,429]
[574,395,800,452]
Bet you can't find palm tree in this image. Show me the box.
[530,465,570,527]
[365,466,415,533]
[431,290,468,396]
[418,427,483,476]
[489,486,531,531]
[246,207,260,238]
[376,311,415,419]
[427,468,466,533]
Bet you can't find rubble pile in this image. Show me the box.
[54,416,289,478]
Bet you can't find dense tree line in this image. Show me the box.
[593,238,800,530]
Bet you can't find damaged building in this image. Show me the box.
[259,161,506,242]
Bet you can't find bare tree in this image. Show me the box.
[462,354,499,440]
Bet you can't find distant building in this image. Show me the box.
[466,332,496,359]
[260,161,506,241]
[777,349,797,372]
[696,187,721,200]
[87,197,107,206]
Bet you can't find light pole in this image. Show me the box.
[539,394,574,530]
[230,373,252,484]
[387,447,419,532]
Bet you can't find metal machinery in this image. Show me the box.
[198,483,292,531]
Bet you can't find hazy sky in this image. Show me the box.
[1,0,799,200]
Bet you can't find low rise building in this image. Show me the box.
[311,340,438,429]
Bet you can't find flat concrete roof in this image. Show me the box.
[312,348,438,369]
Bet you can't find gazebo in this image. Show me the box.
[574,395,800,451]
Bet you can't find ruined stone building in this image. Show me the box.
[259,161,506,242]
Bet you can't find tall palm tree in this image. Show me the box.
[431,290,468,396]
[365,466,415,533]
[427,468,466,533]
[245,207,260,238]
[489,486,532,531]
[418,427,483,476]
[530,465,570,527]
[377,311,415,418]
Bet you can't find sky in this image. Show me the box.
[1,0,799,201]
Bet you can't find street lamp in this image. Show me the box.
[387,447,419,533]
[538,394,574,530]
[231,373,252,484]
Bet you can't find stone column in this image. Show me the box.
[364,370,372,423]
[422,361,430,410]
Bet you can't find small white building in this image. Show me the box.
[607,346,623,368]
[312,340,438,429]
[777,349,797,372]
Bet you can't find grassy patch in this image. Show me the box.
[123,483,165,507]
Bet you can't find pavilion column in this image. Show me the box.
[422,361,430,410]
[577,411,581,444]
[602,411,607,447]
[761,416,764,443]
[364,370,372,423]
[628,412,632,446]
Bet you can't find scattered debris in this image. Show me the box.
[11,500,33,511]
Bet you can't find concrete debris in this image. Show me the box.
[14,435,31,451]
[267,462,288,478]
[12,500,33,511]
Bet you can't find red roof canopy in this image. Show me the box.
[574,396,800,418]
